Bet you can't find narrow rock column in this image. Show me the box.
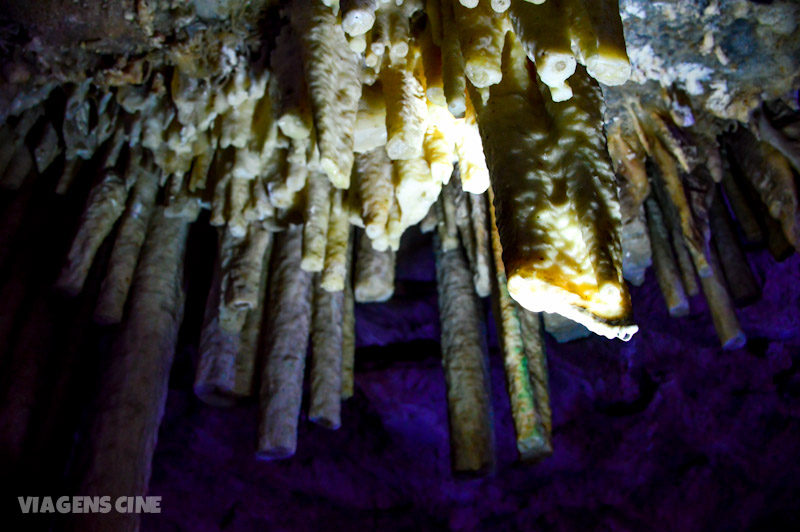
[354,230,395,302]
[75,206,195,532]
[94,170,159,324]
[341,231,357,399]
[700,248,747,350]
[257,226,313,460]
[645,197,689,317]
[434,235,495,476]
[194,256,247,406]
[516,303,552,458]
[487,191,550,460]
[309,275,345,429]
[56,171,128,296]
[709,189,760,306]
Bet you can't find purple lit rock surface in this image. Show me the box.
[144,230,800,531]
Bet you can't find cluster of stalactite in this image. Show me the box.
[608,99,800,350]
[1,1,799,530]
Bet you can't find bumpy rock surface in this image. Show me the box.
[605,0,800,122]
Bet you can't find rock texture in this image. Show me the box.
[606,0,800,122]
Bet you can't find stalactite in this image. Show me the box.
[0,0,797,489]
[75,207,195,532]
[257,226,313,460]
[434,233,495,476]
